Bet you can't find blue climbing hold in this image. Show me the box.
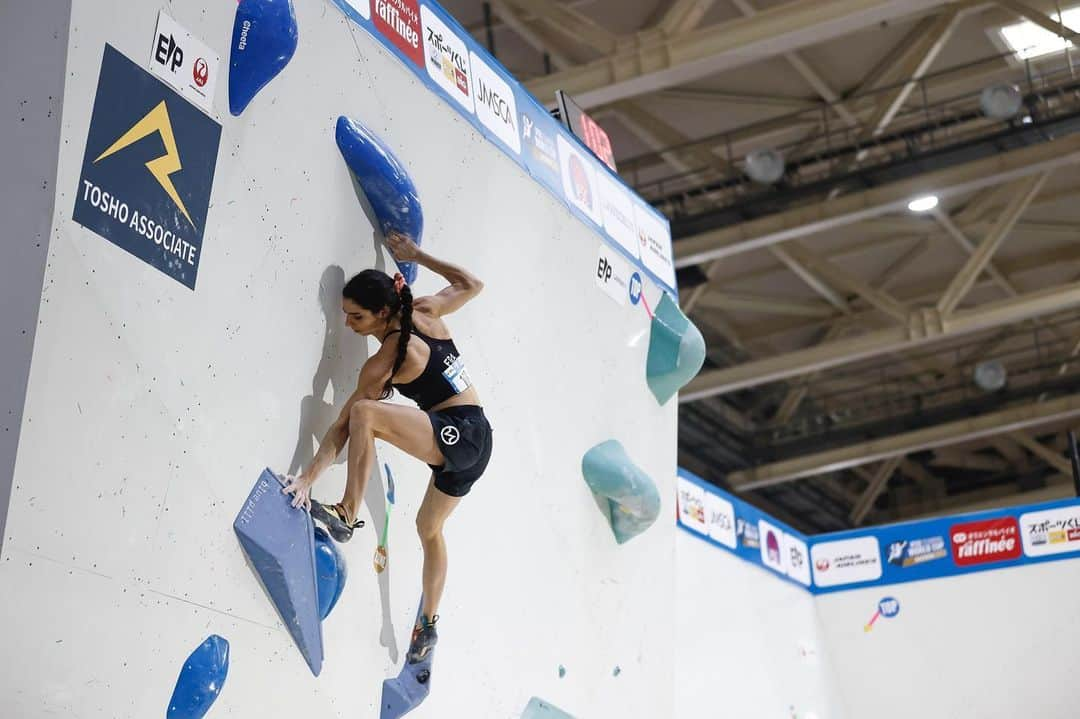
[581,440,661,544]
[521,697,577,719]
[335,115,424,284]
[233,468,323,676]
[646,292,706,405]
[228,0,299,116]
[314,526,348,620]
[380,599,434,718]
[166,635,229,719]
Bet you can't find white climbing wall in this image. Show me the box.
[0,1,678,717]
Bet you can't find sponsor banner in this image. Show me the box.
[595,245,632,307]
[373,0,424,68]
[557,134,602,225]
[784,533,811,586]
[633,202,677,290]
[951,517,1021,566]
[420,6,473,112]
[469,52,520,155]
[811,536,882,588]
[74,44,221,290]
[519,99,562,195]
[886,536,947,568]
[596,171,639,260]
[679,467,1080,595]
[149,12,220,116]
[705,492,736,549]
[1021,505,1080,557]
[676,476,707,535]
[326,0,677,297]
[758,519,786,575]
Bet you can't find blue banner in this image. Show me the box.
[327,0,678,297]
[677,467,1080,594]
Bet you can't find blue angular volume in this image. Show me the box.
[380,599,434,718]
[582,440,661,544]
[233,468,324,676]
[228,0,298,116]
[646,292,706,406]
[167,635,230,719]
[335,116,424,284]
[522,697,577,719]
[314,526,348,620]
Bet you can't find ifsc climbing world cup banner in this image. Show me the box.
[73,44,221,290]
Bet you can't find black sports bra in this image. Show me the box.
[386,327,473,411]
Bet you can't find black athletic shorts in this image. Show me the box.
[426,405,493,497]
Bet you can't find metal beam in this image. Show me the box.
[523,0,949,106]
[1013,431,1074,475]
[501,0,617,55]
[654,0,720,36]
[782,242,909,322]
[490,0,576,69]
[607,101,726,180]
[681,278,1080,401]
[930,448,1010,472]
[936,172,1049,316]
[863,8,961,136]
[728,392,1080,489]
[851,456,903,524]
[769,246,853,313]
[696,290,837,317]
[673,132,1080,268]
[998,0,1080,40]
[729,0,860,127]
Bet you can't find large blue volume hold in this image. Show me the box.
[380,599,434,718]
[646,292,706,405]
[228,0,299,116]
[314,526,348,620]
[233,468,324,676]
[335,116,424,284]
[167,635,230,719]
[581,440,661,544]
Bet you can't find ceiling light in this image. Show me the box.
[744,148,785,185]
[907,195,939,212]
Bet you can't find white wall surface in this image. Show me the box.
[676,531,848,719]
[0,1,677,716]
[816,559,1080,719]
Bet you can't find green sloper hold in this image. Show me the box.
[646,292,706,405]
[581,440,661,544]
[522,697,576,719]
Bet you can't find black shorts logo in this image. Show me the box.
[440,425,460,446]
[73,44,221,289]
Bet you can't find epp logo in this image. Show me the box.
[629,271,642,305]
[155,32,184,72]
[73,44,221,290]
[597,256,614,283]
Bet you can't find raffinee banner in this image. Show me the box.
[677,468,1080,595]
[327,0,676,299]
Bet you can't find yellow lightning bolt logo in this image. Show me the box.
[94,100,196,231]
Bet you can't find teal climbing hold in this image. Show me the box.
[522,697,577,719]
[581,440,660,544]
[646,292,706,405]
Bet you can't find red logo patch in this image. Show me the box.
[192,57,209,88]
[950,517,1021,566]
[373,0,424,68]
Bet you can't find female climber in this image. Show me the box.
[283,230,492,664]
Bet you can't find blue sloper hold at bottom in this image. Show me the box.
[521,697,577,719]
[233,468,324,676]
[581,440,661,544]
[380,599,434,719]
[314,526,348,620]
[228,0,299,116]
[334,115,424,284]
[646,292,706,406]
[167,635,230,719]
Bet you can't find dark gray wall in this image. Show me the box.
[0,0,72,556]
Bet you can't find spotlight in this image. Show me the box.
[744,148,785,185]
[974,360,1007,392]
[907,195,939,213]
[980,83,1023,120]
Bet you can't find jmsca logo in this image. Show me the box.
[73,44,221,290]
